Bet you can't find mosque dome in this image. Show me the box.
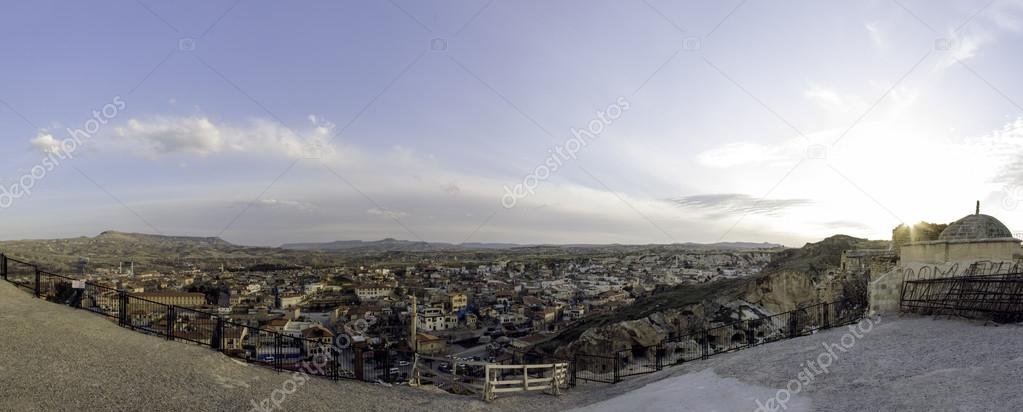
[938,213,1014,241]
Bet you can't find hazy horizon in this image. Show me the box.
[3,228,796,249]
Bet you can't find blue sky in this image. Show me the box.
[3,0,1023,246]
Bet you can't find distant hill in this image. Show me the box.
[281,238,461,252]
[761,234,889,278]
[0,231,303,272]
[281,239,784,252]
[683,241,785,250]
[0,231,786,272]
[279,238,531,252]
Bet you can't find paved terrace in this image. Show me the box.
[571,315,1023,411]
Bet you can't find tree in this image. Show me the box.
[892,222,948,248]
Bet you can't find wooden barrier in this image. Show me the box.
[483,362,568,402]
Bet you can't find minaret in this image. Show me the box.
[409,295,417,351]
[976,200,980,215]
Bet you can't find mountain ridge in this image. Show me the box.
[280,239,785,251]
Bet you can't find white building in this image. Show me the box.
[354,284,393,301]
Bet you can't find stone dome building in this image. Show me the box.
[938,213,1014,241]
[900,209,1021,265]
[869,203,1022,314]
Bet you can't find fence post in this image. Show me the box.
[165,306,175,340]
[570,355,577,387]
[655,342,664,371]
[701,330,710,360]
[1,253,7,281]
[213,317,225,352]
[34,266,41,298]
[354,347,365,381]
[613,353,621,383]
[523,364,529,391]
[823,303,831,329]
[331,346,340,381]
[274,333,282,372]
[117,291,128,328]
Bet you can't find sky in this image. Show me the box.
[2,0,1023,247]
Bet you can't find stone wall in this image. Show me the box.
[869,267,908,314]
[868,259,1021,314]
[900,239,1020,265]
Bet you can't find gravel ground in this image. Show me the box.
[0,282,589,412]
[5,280,1022,411]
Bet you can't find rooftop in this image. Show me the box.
[938,213,1015,242]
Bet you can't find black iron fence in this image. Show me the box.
[572,298,867,384]
[0,253,415,385]
[901,271,1023,323]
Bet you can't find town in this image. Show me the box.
[48,246,778,375]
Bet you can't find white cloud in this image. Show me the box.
[29,133,61,154]
[989,0,1023,32]
[931,2,1023,71]
[865,21,885,51]
[697,142,791,168]
[109,116,340,160]
[367,207,408,220]
[804,86,842,107]
[975,117,1023,186]
[944,31,993,68]
[252,198,314,210]
[664,193,812,218]
[113,117,226,156]
[802,85,872,118]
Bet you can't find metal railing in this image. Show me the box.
[0,253,415,385]
[901,271,1023,323]
[572,298,867,384]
